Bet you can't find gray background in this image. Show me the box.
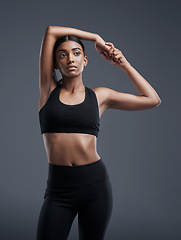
[0,0,180,239]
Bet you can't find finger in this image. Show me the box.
[103,51,111,60]
[112,51,119,57]
[105,42,114,48]
[111,59,116,65]
[105,45,112,52]
[105,45,115,52]
[105,48,112,57]
[102,51,110,60]
[113,49,122,55]
[105,42,111,44]
[112,53,122,61]
[107,48,115,56]
[101,52,108,60]
[115,55,124,61]
[103,51,109,58]
[114,53,122,58]
[113,49,119,54]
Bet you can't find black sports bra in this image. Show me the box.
[38,83,100,137]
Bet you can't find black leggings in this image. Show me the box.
[36,159,113,240]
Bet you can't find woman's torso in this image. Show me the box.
[39,81,107,166]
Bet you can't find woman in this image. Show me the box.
[36,26,161,240]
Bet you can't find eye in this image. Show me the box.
[74,51,81,56]
[59,53,66,58]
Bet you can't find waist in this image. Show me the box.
[43,132,101,164]
[46,159,109,186]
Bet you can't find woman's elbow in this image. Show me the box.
[153,98,162,107]
[45,26,55,34]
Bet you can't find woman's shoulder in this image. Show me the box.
[91,86,110,108]
[92,86,110,97]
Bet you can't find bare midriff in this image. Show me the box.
[42,132,101,166]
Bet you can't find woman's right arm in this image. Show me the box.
[49,26,110,60]
[48,25,98,42]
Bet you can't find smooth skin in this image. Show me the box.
[38,26,161,166]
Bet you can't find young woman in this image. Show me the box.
[36,26,161,240]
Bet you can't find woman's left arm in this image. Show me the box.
[95,40,161,111]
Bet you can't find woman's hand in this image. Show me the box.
[94,35,111,60]
[105,42,130,69]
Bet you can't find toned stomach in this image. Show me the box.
[42,133,101,166]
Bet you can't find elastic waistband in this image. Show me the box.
[47,159,109,186]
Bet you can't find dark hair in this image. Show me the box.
[53,35,85,65]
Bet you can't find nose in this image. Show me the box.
[67,53,74,63]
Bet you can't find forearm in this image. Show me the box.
[47,25,97,42]
[122,63,161,103]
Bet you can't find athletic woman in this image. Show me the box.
[36,26,161,240]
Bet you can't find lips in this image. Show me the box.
[67,66,77,69]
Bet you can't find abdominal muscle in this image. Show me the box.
[42,132,101,166]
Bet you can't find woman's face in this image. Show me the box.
[55,40,88,77]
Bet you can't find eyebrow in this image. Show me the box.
[58,48,81,52]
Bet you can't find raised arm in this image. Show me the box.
[48,26,98,42]
[39,26,98,92]
[39,26,107,111]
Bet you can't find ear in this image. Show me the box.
[84,56,88,67]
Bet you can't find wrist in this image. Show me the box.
[94,34,102,42]
[93,33,99,42]
[121,62,132,72]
